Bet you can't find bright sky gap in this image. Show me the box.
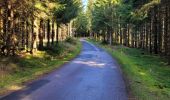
[82,0,88,10]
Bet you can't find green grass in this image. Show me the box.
[88,39,170,100]
[0,40,81,95]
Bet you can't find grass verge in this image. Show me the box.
[0,39,81,95]
[88,39,170,100]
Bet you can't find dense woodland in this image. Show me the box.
[0,0,81,56]
[2,0,169,62]
[75,0,170,63]
[0,0,170,99]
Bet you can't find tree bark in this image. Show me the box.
[47,19,50,47]
[38,19,44,50]
[51,20,55,45]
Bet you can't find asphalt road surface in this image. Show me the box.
[2,40,127,100]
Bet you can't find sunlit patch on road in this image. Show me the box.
[73,60,106,68]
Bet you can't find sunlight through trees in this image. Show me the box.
[0,0,81,55]
[76,0,170,64]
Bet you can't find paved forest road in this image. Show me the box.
[2,40,127,100]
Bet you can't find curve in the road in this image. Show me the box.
[1,40,127,100]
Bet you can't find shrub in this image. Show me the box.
[65,37,77,45]
[101,40,109,45]
[46,42,74,56]
[46,43,65,56]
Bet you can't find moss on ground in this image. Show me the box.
[88,39,170,100]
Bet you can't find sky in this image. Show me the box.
[82,0,88,9]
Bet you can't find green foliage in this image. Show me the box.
[42,41,76,56]
[33,0,81,24]
[41,37,78,56]
[46,43,67,56]
[90,39,170,100]
[111,47,170,100]
[65,37,77,45]
[87,0,161,35]
[74,12,89,35]
[54,0,82,25]
[86,0,94,31]
[35,0,61,19]
[131,0,160,22]
[90,0,120,34]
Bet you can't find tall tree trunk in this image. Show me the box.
[26,21,29,52]
[164,4,168,56]
[38,19,44,50]
[124,25,128,46]
[30,18,36,54]
[2,9,7,46]
[157,5,162,54]
[120,23,123,45]
[21,20,25,48]
[6,1,15,55]
[127,24,130,47]
[149,21,152,53]
[51,20,55,45]
[110,27,113,45]
[145,23,148,50]
[56,23,59,43]
[47,19,50,47]
[167,4,170,64]
[153,6,158,54]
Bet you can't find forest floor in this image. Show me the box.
[88,39,170,100]
[0,39,81,97]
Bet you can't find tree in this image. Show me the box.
[54,0,81,42]
[87,0,170,64]
[0,0,81,55]
[74,12,89,37]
